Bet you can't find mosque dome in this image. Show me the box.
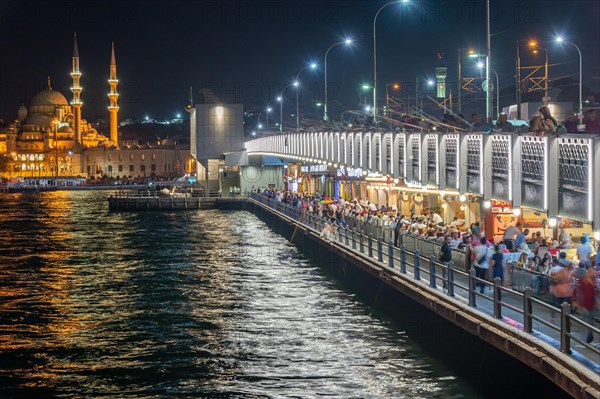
[24,113,53,126]
[58,125,73,133]
[30,89,69,107]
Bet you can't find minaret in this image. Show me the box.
[435,51,447,100]
[71,33,82,144]
[108,42,119,145]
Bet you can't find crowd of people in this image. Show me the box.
[256,187,600,344]
[393,106,599,135]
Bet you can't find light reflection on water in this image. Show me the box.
[0,190,480,397]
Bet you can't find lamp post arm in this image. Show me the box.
[373,1,398,126]
[324,41,343,122]
[279,83,294,132]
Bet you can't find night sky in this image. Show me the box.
[0,0,598,122]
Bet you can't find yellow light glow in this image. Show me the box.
[216,106,224,116]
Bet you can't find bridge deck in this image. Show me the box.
[249,194,600,398]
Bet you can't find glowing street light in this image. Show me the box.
[278,83,297,132]
[294,63,318,129]
[373,0,412,126]
[477,62,500,119]
[529,40,549,106]
[324,38,353,121]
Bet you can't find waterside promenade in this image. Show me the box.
[248,192,600,398]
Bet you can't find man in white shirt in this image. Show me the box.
[473,236,493,293]
[431,212,443,225]
[503,223,521,250]
[576,235,594,266]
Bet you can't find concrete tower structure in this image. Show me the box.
[435,51,447,100]
[70,33,82,144]
[108,42,119,145]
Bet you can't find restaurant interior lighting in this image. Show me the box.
[548,218,558,228]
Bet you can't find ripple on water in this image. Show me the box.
[0,191,482,398]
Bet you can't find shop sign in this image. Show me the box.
[301,164,327,173]
[491,199,511,208]
[406,181,424,189]
[491,199,512,214]
[345,167,363,178]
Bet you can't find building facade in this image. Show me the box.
[0,35,192,180]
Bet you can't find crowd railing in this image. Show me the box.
[250,192,600,371]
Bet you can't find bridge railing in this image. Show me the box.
[250,192,600,372]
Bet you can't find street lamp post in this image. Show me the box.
[266,107,272,130]
[485,0,492,122]
[478,62,499,119]
[556,37,583,115]
[515,39,533,119]
[361,84,374,110]
[294,63,317,129]
[373,1,410,127]
[324,39,352,122]
[278,82,298,132]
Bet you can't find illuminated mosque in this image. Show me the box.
[0,35,192,179]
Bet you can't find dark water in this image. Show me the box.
[0,191,516,397]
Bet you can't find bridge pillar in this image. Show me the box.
[447,261,455,297]
[401,245,407,273]
[429,256,436,288]
[469,268,477,307]
[414,249,421,280]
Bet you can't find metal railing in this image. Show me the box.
[251,192,600,371]
[110,190,222,199]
